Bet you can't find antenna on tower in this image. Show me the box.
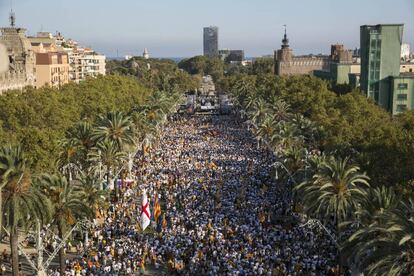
[9,0,16,27]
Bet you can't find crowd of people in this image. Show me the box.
[57,114,339,275]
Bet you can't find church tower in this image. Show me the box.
[277,25,293,62]
[274,25,293,75]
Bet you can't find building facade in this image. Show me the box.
[64,46,106,83]
[360,24,403,110]
[79,51,106,80]
[0,26,35,93]
[400,62,414,73]
[34,52,69,87]
[274,30,330,75]
[389,74,414,114]
[314,44,360,84]
[203,26,219,58]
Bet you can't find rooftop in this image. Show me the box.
[360,24,404,27]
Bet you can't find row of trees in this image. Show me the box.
[229,74,414,275]
[225,74,414,191]
[178,56,276,82]
[0,75,151,173]
[0,73,186,275]
[0,57,198,174]
[107,57,200,93]
[0,144,97,275]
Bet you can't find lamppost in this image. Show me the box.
[273,160,298,204]
[300,218,339,248]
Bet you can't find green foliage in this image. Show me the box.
[75,173,109,217]
[229,72,414,274]
[92,111,134,150]
[343,197,414,275]
[0,63,186,275]
[0,75,152,173]
[252,57,274,75]
[178,55,225,82]
[107,57,199,92]
[296,156,370,224]
[227,73,414,188]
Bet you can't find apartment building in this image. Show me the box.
[65,47,106,82]
[35,52,69,87]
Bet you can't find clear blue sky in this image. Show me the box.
[1,0,413,57]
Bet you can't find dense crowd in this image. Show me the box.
[56,114,338,275]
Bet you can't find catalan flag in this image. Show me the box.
[140,190,150,231]
[154,193,161,222]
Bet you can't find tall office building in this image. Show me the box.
[360,24,403,110]
[203,26,218,58]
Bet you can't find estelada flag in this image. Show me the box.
[154,194,161,222]
[141,190,151,231]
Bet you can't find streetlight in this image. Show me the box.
[300,218,339,248]
[272,161,297,184]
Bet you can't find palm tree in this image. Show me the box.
[130,111,154,143]
[342,186,400,269]
[2,145,50,276]
[269,97,290,122]
[93,111,134,151]
[356,186,400,227]
[57,138,80,181]
[295,156,370,272]
[249,98,269,126]
[254,115,277,149]
[0,145,27,238]
[232,77,256,109]
[75,174,108,218]
[58,121,95,179]
[352,198,414,275]
[88,140,126,194]
[296,156,370,226]
[67,121,95,159]
[36,174,91,276]
[271,121,302,155]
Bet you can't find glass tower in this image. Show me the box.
[203,26,219,58]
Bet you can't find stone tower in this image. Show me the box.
[0,11,36,93]
[274,26,293,75]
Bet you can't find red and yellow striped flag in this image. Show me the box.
[154,194,161,222]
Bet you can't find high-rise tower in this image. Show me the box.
[203,26,218,58]
[360,24,403,110]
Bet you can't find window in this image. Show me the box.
[398,83,408,90]
[397,104,407,112]
[397,94,408,100]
